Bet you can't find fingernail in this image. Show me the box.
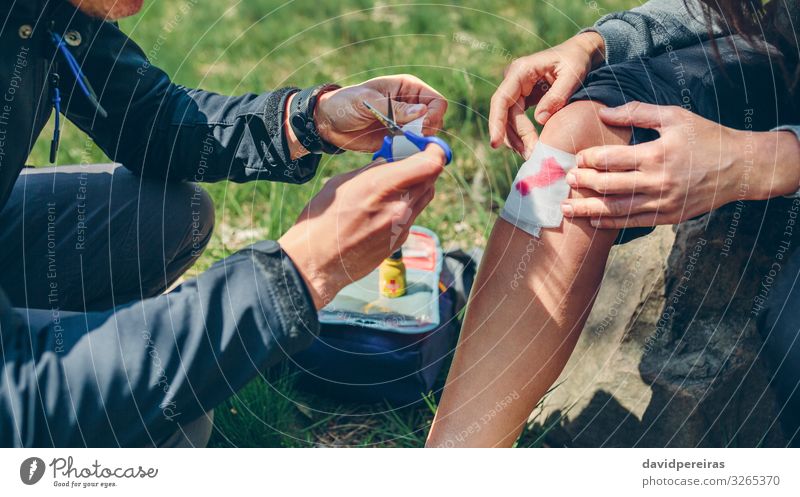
[575,153,585,167]
[590,219,600,227]
[535,111,550,124]
[408,104,425,115]
[566,171,577,187]
[561,204,573,216]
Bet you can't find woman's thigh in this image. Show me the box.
[0,164,214,311]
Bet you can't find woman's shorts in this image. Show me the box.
[570,35,797,244]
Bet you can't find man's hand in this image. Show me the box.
[560,102,800,229]
[279,145,447,309]
[314,75,447,152]
[489,32,605,159]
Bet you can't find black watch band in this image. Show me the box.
[288,83,344,155]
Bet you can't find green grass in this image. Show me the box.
[28,0,637,447]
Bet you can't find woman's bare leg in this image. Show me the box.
[427,101,631,447]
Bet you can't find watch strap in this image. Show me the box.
[288,83,343,155]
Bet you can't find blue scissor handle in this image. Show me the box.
[372,131,453,165]
[373,135,396,163]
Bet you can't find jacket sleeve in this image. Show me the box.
[0,241,319,447]
[582,0,726,65]
[55,10,320,184]
[773,125,800,198]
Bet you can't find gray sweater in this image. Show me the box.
[587,0,800,146]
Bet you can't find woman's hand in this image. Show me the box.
[314,75,447,152]
[561,102,800,229]
[489,31,605,158]
[279,145,447,309]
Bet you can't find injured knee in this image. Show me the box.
[500,142,577,237]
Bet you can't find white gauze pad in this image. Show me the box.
[500,142,577,237]
[390,116,425,161]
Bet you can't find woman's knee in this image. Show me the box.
[539,100,630,154]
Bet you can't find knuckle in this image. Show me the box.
[606,200,623,217]
[663,196,680,213]
[490,92,504,107]
[577,150,593,168]
[654,172,672,190]
[667,105,683,115]
[596,177,611,194]
[508,58,523,72]
[664,106,683,121]
[640,147,658,164]
[627,101,644,114]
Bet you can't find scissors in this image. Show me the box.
[363,100,452,165]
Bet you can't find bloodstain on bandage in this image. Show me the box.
[514,156,566,196]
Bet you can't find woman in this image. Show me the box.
[427,0,800,447]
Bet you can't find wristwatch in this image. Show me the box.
[288,83,344,155]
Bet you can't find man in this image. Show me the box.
[0,0,448,447]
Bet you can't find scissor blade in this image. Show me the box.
[363,100,403,134]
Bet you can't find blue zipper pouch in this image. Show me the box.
[293,227,459,405]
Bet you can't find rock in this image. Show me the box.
[535,199,799,447]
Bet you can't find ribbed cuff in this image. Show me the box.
[773,125,800,198]
[246,240,320,354]
[263,87,321,185]
[579,20,638,66]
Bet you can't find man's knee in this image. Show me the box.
[164,182,215,261]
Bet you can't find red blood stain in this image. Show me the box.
[514,156,566,196]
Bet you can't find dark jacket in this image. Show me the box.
[1,0,320,446]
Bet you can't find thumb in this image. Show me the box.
[533,74,581,124]
[391,100,428,125]
[374,143,446,190]
[597,101,666,129]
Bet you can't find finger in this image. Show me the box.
[389,227,412,253]
[589,212,666,229]
[597,101,676,129]
[385,74,447,133]
[577,142,656,171]
[509,96,538,159]
[561,194,657,218]
[383,185,432,253]
[409,185,436,217]
[392,100,428,126]
[533,73,581,125]
[504,120,526,158]
[566,169,656,195]
[523,79,551,109]
[373,144,446,190]
[421,96,447,134]
[489,61,540,148]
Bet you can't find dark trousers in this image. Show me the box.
[759,249,800,446]
[0,163,214,313]
[1,163,215,446]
